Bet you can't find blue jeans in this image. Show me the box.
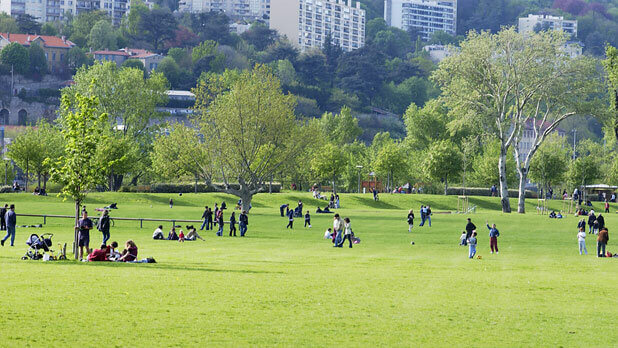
[239,222,247,236]
[2,226,15,246]
[419,215,425,226]
[334,231,342,247]
[427,216,431,227]
[597,242,606,257]
[217,225,223,236]
[102,231,110,245]
[200,218,209,230]
[469,245,476,258]
[579,240,587,255]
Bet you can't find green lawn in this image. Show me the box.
[0,192,616,347]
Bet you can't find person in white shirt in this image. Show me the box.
[577,227,587,255]
[152,225,165,240]
[338,217,353,248]
[333,214,343,247]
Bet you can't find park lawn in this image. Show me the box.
[0,192,616,347]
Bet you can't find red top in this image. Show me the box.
[179,231,185,239]
[88,247,109,261]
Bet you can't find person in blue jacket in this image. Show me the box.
[486,221,500,254]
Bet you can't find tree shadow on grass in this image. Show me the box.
[345,196,399,210]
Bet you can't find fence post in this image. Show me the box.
[44,215,46,225]
[140,219,143,229]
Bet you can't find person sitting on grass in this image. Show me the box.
[88,244,110,262]
[185,225,205,241]
[167,227,179,241]
[324,228,332,239]
[108,241,120,260]
[178,229,185,242]
[459,231,467,246]
[117,240,138,262]
[153,225,165,240]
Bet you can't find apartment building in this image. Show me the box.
[1,0,129,25]
[178,0,270,20]
[92,47,164,72]
[384,0,456,40]
[270,0,365,52]
[518,14,577,37]
[0,32,75,72]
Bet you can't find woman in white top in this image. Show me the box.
[333,214,343,247]
[338,217,353,248]
[577,227,587,255]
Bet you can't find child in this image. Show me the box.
[468,231,477,259]
[577,227,587,255]
[305,211,311,228]
[178,229,185,242]
[459,231,467,246]
[108,241,121,260]
[324,228,332,239]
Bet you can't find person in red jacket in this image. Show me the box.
[88,244,109,261]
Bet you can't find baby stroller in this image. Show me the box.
[22,233,53,260]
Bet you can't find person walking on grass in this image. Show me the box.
[333,214,343,247]
[407,209,415,232]
[229,212,237,237]
[200,206,210,231]
[216,210,224,237]
[169,198,173,208]
[577,227,587,255]
[338,217,353,248]
[597,227,609,257]
[77,210,93,260]
[486,221,500,254]
[605,200,610,213]
[1,204,16,247]
[426,206,432,227]
[464,218,476,246]
[0,204,7,231]
[304,211,311,228]
[588,211,596,234]
[419,205,426,226]
[468,231,477,259]
[286,209,294,229]
[97,210,111,245]
[239,211,248,237]
[577,218,586,233]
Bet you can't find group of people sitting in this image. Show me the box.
[87,240,141,262]
[153,225,205,241]
[549,211,563,219]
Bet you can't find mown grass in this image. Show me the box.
[0,192,616,347]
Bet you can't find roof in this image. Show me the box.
[93,48,161,59]
[93,50,130,56]
[583,184,618,189]
[167,90,195,98]
[0,33,75,48]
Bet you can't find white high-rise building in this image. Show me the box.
[384,0,457,40]
[178,0,270,20]
[518,14,577,37]
[0,0,129,25]
[270,0,365,52]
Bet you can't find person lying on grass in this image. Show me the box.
[117,240,138,262]
[87,244,110,262]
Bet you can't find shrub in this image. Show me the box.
[119,183,282,193]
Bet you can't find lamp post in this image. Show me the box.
[356,165,363,193]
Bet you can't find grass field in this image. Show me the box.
[0,192,617,347]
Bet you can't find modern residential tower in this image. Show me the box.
[518,14,577,37]
[384,0,457,40]
[178,0,270,20]
[270,0,365,52]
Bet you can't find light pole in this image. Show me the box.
[356,165,363,193]
[572,129,577,160]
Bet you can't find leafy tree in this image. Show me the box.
[273,59,297,86]
[567,156,601,189]
[191,41,225,74]
[121,59,146,75]
[337,46,385,105]
[311,142,348,193]
[156,56,182,87]
[373,141,407,192]
[126,0,149,38]
[187,12,234,45]
[46,90,109,258]
[193,65,311,211]
[296,50,329,86]
[15,14,41,34]
[468,139,517,188]
[63,46,91,73]
[0,13,19,33]
[72,11,109,41]
[377,76,428,115]
[603,45,618,141]
[95,133,139,191]
[433,28,603,213]
[139,8,177,51]
[366,18,388,41]
[28,43,47,78]
[263,39,299,64]
[88,20,117,51]
[423,139,462,194]
[0,42,29,74]
[528,135,569,192]
[63,61,168,188]
[167,47,191,68]
[318,107,362,146]
[371,28,412,58]
[151,124,211,193]
[241,22,276,51]
[403,99,450,151]
[40,22,58,36]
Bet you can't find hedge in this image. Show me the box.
[119,183,281,194]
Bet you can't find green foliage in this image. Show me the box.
[121,59,146,75]
[88,20,117,51]
[403,99,450,151]
[15,14,41,34]
[469,139,518,187]
[311,142,349,192]
[0,42,29,74]
[191,40,225,74]
[63,46,91,73]
[423,139,463,193]
[27,43,47,77]
[138,8,177,51]
[241,22,276,51]
[567,156,600,188]
[71,11,109,42]
[373,141,408,191]
[603,45,618,140]
[528,135,569,189]
[0,13,19,33]
[318,107,362,146]
[40,22,58,36]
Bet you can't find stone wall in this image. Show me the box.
[0,97,58,126]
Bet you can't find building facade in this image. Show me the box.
[0,33,75,72]
[178,0,270,20]
[384,0,457,40]
[518,14,577,37]
[1,0,129,24]
[270,0,365,52]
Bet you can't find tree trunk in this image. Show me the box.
[498,143,511,213]
[517,167,528,214]
[269,174,273,194]
[113,174,124,191]
[194,175,198,194]
[241,192,252,213]
[444,174,448,195]
[43,175,48,190]
[37,172,41,191]
[73,200,80,259]
[25,159,29,192]
[332,172,337,194]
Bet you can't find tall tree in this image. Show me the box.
[0,42,29,74]
[46,90,109,259]
[528,135,569,193]
[318,107,362,146]
[88,20,117,51]
[28,43,47,78]
[373,141,407,192]
[193,65,311,211]
[311,142,348,194]
[423,139,462,194]
[603,45,618,141]
[139,8,177,51]
[15,14,41,34]
[0,13,19,33]
[433,28,603,213]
